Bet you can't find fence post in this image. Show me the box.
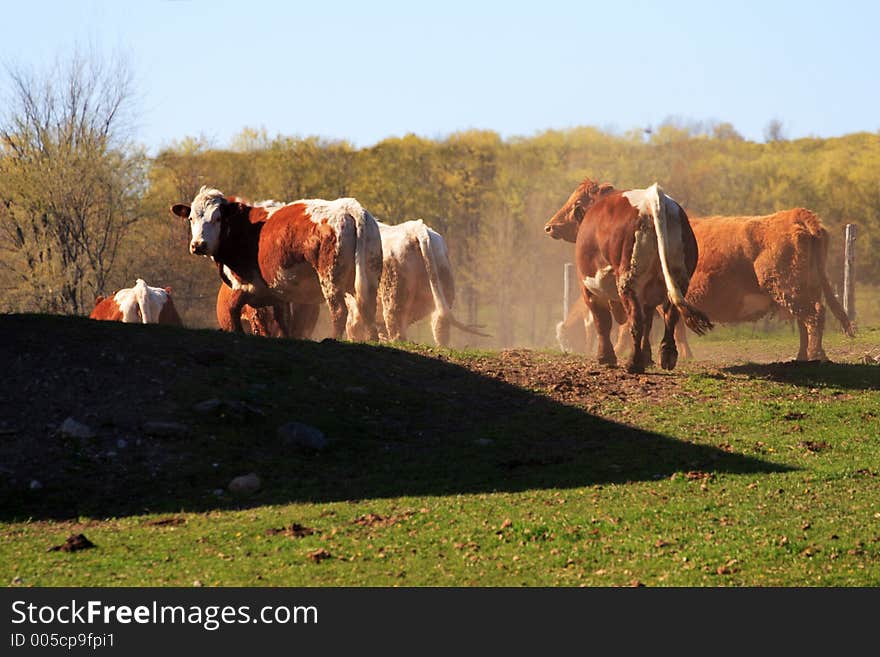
[563,262,576,320]
[843,224,856,321]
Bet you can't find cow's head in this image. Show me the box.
[544,178,615,242]
[170,186,228,257]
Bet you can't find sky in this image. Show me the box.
[2,0,879,153]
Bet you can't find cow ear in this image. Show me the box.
[170,204,190,219]
[95,295,105,304]
[164,287,173,294]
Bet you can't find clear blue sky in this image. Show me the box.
[3,0,878,153]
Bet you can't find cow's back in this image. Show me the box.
[688,209,829,323]
[89,295,123,321]
[378,221,434,323]
[158,293,183,326]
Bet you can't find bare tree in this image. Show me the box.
[0,48,145,314]
[764,119,786,142]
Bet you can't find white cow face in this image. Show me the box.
[171,200,223,257]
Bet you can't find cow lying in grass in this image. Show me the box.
[89,278,183,326]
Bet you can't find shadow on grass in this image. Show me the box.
[723,361,879,391]
[0,314,791,521]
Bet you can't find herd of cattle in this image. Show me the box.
[90,180,855,373]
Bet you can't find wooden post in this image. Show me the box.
[563,262,576,320]
[843,224,856,321]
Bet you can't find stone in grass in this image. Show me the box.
[228,473,261,495]
[59,417,96,439]
[277,421,327,451]
[193,399,223,414]
[277,420,327,450]
[143,421,189,437]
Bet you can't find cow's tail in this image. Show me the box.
[351,201,381,338]
[806,214,855,337]
[647,184,713,336]
[415,222,490,338]
[133,279,157,324]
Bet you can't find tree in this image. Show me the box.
[0,49,145,314]
[764,119,786,142]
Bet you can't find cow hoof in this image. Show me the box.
[660,347,678,370]
[626,360,645,374]
[598,356,617,368]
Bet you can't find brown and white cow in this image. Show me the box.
[170,187,382,341]
[545,178,712,373]
[215,282,320,339]
[351,219,488,346]
[89,278,183,326]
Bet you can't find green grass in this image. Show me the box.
[1,315,878,586]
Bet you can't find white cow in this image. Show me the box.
[348,219,487,346]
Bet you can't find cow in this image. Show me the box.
[89,278,183,326]
[545,178,712,373]
[353,219,488,346]
[556,295,692,359]
[170,187,382,341]
[684,209,854,361]
[215,282,320,339]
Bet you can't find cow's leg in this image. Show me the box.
[585,292,616,367]
[619,288,645,374]
[660,302,680,371]
[614,321,629,357]
[431,312,450,347]
[795,320,809,360]
[289,303,320,340]
[381,277,407,342]
[803,302,827,361]
[324,290,348,340]
[640,304,655,367]
[220,289,248,333]
[674,317,693,360]
[583,314,597,356]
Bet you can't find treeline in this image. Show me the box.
[3,116,879,348]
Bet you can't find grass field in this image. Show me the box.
[1,314,878,587]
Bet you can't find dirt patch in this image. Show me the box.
[353,512,414,528]
[144,517,187,527]
[798,440,831,453]
[307,548,332,563]
[265,523,315,538]
[451,349,688,409]
[47,533,95,552]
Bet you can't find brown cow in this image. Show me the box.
[545,178,711,373]
[90,278,183,326]
[685,210,854,360]
[215,283,320,339]
[171,187,382,341]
